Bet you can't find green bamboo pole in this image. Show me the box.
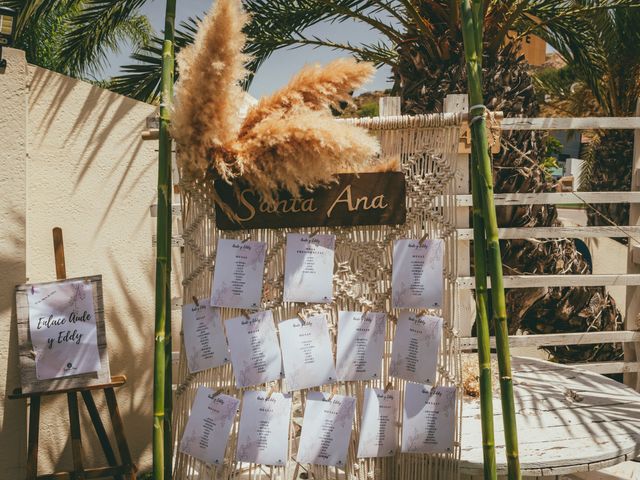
[471,156,498,479]
[468,1,497,477]
[460,0,521,478]
[154,0,176,478]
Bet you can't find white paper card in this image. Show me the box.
[402,383,456,454]
[283,234,335,303]
[182,299,229,373]
[236,390,292,466]
[211,239,267,309]
[279,314,337,391]
[392,239,444,309]
[225,311,283,388]
[390,313,442,384]
[27,280,101,380]
[179,386,240,465]
[297,391,356,467]
[357,388,400,458]
[336,311,386,381]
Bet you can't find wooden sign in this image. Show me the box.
[215,172,406,230]
[15,275,111,394]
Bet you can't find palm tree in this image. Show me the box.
[535,6,640,230]
[1,0,151,79]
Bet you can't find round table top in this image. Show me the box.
[460,356,640,478]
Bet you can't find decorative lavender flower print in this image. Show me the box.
[390,313,442,384]
[392,239,444,308]
[210,239,267,308]
[179,387,239,465]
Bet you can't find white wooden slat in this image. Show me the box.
[624,99,640,390]
[457,273,640,289]
[454,191,640,207]
[446,94,476,338]
[460,331,640,349]
[571,361,640,374]
[457,225,640,240]
[501,117,640,131]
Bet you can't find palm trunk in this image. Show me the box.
[154,0,176,478]
[461,1,521,478]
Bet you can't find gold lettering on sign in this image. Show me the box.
[236,189,257,221]
[327,185,389,218]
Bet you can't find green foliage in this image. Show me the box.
[357,101,379,117]
[538,136,562,179]
[0,0,152,79]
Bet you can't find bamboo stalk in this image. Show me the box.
[461,1,521,478]
[154,0,176,478]
[468,1,497,477]
[471,158,498,479]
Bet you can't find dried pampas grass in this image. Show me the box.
[171,0,384,205]
[239,58,375,137]
[235,110,380,200]
[171,0,248,179]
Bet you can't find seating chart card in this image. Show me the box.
[297,391,356,467]
[27,279,101,380]
[401,383,456,454]
[392,239,444,309]
[210,239,267,309]
[182,299,229,373]
[357,387,400,458]
[179,386,240,465]
[236,390,292,466]
[283,233,335,303]
[336,311,386,381]
[279,314,337,391]
[389,313,443,384]
[225,311,283,388]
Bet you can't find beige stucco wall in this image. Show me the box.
[1,47,182,476]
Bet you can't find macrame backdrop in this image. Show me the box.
[173,113,465,480]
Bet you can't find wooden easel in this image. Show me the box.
[9,228,137,480]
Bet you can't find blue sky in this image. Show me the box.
[106,0,394,98]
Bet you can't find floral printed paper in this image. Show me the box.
[182,299,229,373]
[336,311,386,381]
[389,313,442,384]
[27,280,101,380]
[401,383,456,454]
[225,311,283,388]
[210,239,267,309]
[236,390,292,465]
[297,391,356,467]
[279,314,337,391]
[283,234,335,303]
[179,386,240,465]
[392,239,444,309]
[357,388,400,458]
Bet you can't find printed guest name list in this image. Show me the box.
[225,310,282,388]
[283,233,335,303]
[211,239,267,309]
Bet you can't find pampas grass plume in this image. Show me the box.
[236,110,380,200]
[171,0,248,179]
[239,58,375,137]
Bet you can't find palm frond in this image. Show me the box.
[59,0,151,77]
[108,16,197,103]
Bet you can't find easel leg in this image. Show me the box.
[26,395,40,480]
[104,388,136,479]
[67,392,86,479]
[81,390,123,480]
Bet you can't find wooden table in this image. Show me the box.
[460,357,640,479]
